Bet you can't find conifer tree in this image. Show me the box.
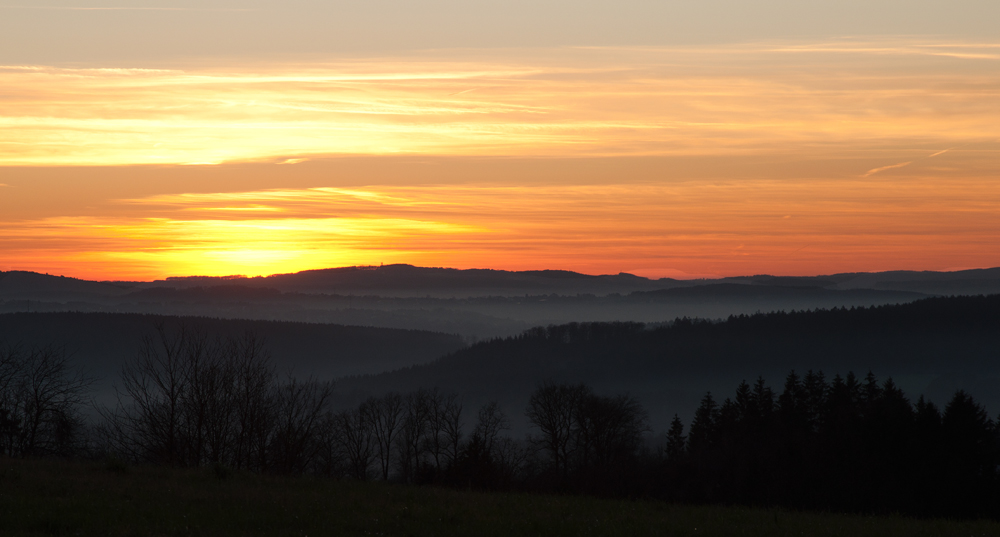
[665,414,686,461]
[687,392,719,455]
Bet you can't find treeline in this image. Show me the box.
[89,327,653,493]
[0,312,467,385]
[336,295,1000,428]
[97,328,332,474]
[4,323,1000,520]
[661,372,1000,518]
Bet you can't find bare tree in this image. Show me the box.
[472,401,510,460]
[397,389,431,483]
[526,381,648,478]
[100,325,280,470]
[228,332,276,471]
[0,347,17,452]
[370,392,403,480]
[0,343,91,457]
[441,393,464,469]
[179,333,228,466]
[269,377,332,473]
[493,436,531,482]
[575,393,648,469]
[333,401,376,480]
[525,381,588,476]
[105,324,192,464]
[425,388,448,470]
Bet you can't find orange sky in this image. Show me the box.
[2,41,999,280]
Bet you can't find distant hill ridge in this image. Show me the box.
[334,293,1000,433]
[4,264,1000,299]
[161,265,667,296]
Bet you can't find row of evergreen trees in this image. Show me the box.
[3,327,1000,519]
[314,371,1000,519]
[661,371,1000,517]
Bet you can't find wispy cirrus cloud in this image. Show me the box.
[864,147,963,176]
[1,40,998,166]
[863,161,913,177]
[3,39,1000,280]
[4,178,1000,280]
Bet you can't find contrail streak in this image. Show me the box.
[863,161,912,177]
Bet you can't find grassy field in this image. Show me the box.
[0,457,997,536]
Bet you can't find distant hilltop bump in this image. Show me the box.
[3,264,1000,299]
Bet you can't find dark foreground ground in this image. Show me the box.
[1,458,997,536]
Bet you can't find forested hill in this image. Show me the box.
[0,312,466,404]
[334,294,1000,431]
[156,264,1000,296]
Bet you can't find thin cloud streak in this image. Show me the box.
[4,179,1000,280]
[2,39,998,166]
[866,146,962,175]
[3,39,1000,280]
[863,162,913,177]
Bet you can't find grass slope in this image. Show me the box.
[1,458,996,536]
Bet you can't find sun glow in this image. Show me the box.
[2,40,998,166]
[3,175,1000,280]
[2,39,1000,279]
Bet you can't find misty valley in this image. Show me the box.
[6,3,1000,531]
[3,266,1000,529]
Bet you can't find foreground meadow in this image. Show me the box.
[0,457,996,537]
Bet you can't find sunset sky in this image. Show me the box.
[2,1,998,280]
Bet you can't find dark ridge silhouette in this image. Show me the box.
[160,264,679,297]
[126,285,283,300]
[333,294,1000,432]
[5,265,1000,301]
[0,270,133,300]
[631,282,921,300]
[157,264,1000,296]
[0,312,466,407]
[1,272,929,338]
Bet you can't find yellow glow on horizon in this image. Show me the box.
[3,177,999,281]
[0,209,484,279]
[3,39,1000,280]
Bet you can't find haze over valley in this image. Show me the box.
[5,264,997,338]
[3,264,999,433]
[5,0,1000,527]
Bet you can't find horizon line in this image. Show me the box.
[3,263,997,285]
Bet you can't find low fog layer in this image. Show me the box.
[5,265,996,338]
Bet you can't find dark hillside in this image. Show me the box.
[1,280,925,339]
[0,271,132,300]
[335,295,1000,431]
[0,312,465,406]
[161,264,679,297]
[153,264,1000,297]
[832,267,1000,295]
